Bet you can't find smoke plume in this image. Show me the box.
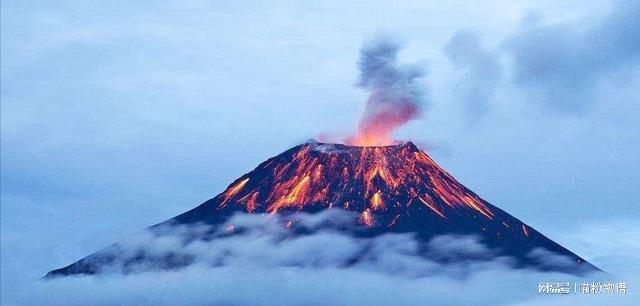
[348,37,426,146]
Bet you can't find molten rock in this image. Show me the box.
[46,141,599,277]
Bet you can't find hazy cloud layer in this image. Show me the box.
[10,211,636,306]
[444,30,502,118]
[47,210,517,276]
[443,0,639,116]
[504,0,640,112]
[25,263,636,306]
[2,1,639,306]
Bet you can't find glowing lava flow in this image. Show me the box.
[522,224,530,237]
[219,178,249,207]
[370,190,384,210]
[418,195,446,219]
[217,141,495,226]
[359,209,374,226]
[47,140,601,278]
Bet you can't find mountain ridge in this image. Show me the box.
[45,141,600,278]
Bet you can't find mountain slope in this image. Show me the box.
[46,141,599,277]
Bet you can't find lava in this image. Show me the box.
[270,175,311,212]
[359,209,374,226]
[216,141,495,225]
[47,140,601,278]
[370,190,384,210]
[348,101,420,147]
[219,178,249,207]
[418,195,446,219]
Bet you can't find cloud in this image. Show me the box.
[427,234,492,260]
[8,210,635,306]
[504,0,640,112]
[528,248,579,270]
[46,210,511,276]
[2,2,639,306]
[444,30,502,118]
[552,218,640,274]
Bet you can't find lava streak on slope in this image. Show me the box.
[216,141,494,227]
[46,140,601,278]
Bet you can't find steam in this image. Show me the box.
[348,37,426,146]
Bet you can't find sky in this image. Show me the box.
[1,0,639,305]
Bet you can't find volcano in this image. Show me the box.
[46,141,599,277]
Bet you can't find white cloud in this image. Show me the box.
[6,211,634,306]
[2,1,638,306]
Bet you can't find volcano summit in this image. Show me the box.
[46,141,599,277]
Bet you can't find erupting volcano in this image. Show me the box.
[45,38,598,278]
[46,140,599,277]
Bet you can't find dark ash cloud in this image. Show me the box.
[444,30,502,118]
[505,0,640,112]
[349,36,428,145]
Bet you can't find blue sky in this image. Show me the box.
[2,0,639,305]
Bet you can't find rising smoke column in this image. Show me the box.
[348,37,426,146]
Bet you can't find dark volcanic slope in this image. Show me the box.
[46,141,599,277]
